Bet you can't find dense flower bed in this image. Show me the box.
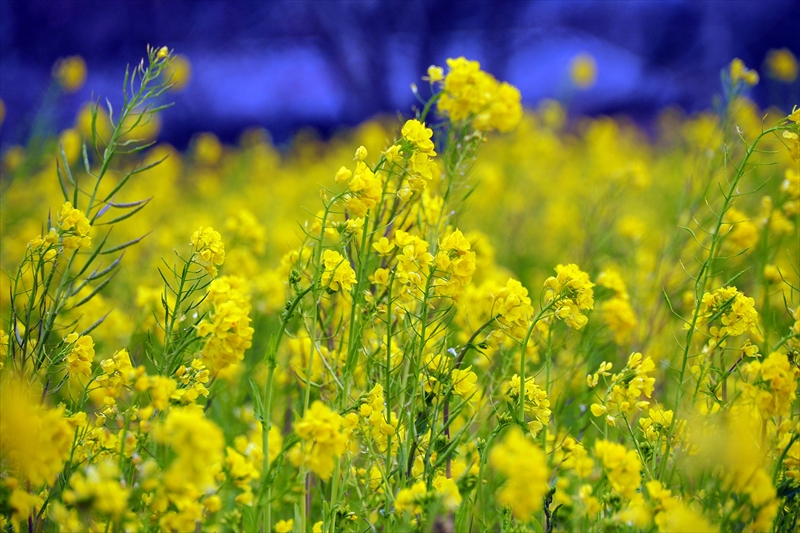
[0,46,799,532]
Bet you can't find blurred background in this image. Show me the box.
[1,0,799,149]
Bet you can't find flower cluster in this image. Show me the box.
[336,147,383,217]
[321,249,357,292]
[742,351,799,418]
[153,406,225,531]
[489,428,549,520]
[694,286,759,338]
[291,401,350,480]
[544,263,595,329]
[434,229,477,298]
[435,57,523,132]
[730,58,759,86]
[593,439,642,499]
[596,268,638,343]
[190,226,226,276]
[63,332,94,378]
[492,278,534,338]
[505,374,551,436]
[196,275,255,373]
[590,352,656,425]
[0,379,73,487]
[58,201,92,250]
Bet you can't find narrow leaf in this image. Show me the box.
[250,378,265,422]
[71,271,118,308]
[96,201,150,226]
[74,228,112,278]
[79,309,112,336]
[100,232,150,254]
[87,253,124,281]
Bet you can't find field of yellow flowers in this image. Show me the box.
[1,46,799,533]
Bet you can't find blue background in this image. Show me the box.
[1,0,798,148]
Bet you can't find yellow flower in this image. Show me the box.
[490,427,548,520]
[742,351,799,418]
[570,53,597,89]
[53,56,87,92]
[437,57,522,132]
[62,461,129,518]
[0,378,73,487]
[493,278,534,337]
[433,475,462,510]
[293,401,349,480]
[65,334,94,377]
[335,165,352,183]
[58,201,92,250]
[544,263,594,329]
[164,54,192,91]
[321,249,357,292]
[694,286,758,337]
[401,119,436,154]
[506,374,551,436]
[154,406,224,492]
[593,440,641,499]
[197,276,255,373]
[425,65,444,83]
[191,226,226,276]
[275,519,294,533]
[451,366,478,400]
[730,58,759,86]
[600,296,637,344]
[395,481,428,515]
[372,236,395,255]
[766,48,798,82]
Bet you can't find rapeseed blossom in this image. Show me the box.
[544,263,594,329]
[197,275,255,372]
[436,57,522,132]
[58,201,92,250]
[190,225,225,276]
[730,58,759,86]
[52,55,87,92]
[64,333,94,377]
[694,286,759,337]
[321,249,356,292]
[490,428,548,520]
[292,401,350,480]
[0,380,73,487]
[766,48,798,82]
[594,440,642,499]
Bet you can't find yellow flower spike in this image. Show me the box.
[490,428,548,520]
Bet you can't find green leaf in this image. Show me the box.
[100,232,150,255]
[250,378,265,423]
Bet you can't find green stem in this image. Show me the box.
[658,125,780,480]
